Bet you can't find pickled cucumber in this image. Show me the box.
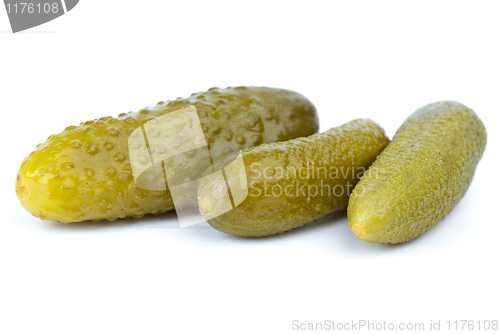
[16,87,319,222]
[197,119,389,237]
[348,101,487,244]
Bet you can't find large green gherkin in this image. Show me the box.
[197,119,389,237]
[16,87,319,222]
[348,101,487,244]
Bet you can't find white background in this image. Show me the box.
[1,1,499,333]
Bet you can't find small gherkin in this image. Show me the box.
[15,87,319,222]
[348,101,487,244]
[197,119,389,237]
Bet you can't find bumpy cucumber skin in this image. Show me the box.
[16,87,319,223]
[348,101,487,244]
[198,119,389,237]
